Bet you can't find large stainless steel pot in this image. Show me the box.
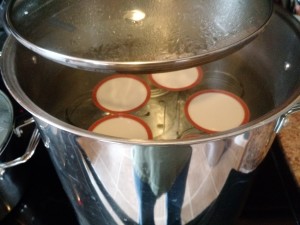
[1,6,300,225]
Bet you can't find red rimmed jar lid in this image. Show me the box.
[92,75,151,113]
[185,89,250,133]
[89,114,153,140]
[149,67,203,91]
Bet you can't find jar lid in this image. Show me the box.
[4,0,273,73]
[185,90,250,133]
[89,114,153,140]
[149,67,203,91]
[92,75,150,113]
[0,90,14,152]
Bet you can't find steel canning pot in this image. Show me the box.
[1,6,300,225]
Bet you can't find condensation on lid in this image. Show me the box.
[4,0,273,73]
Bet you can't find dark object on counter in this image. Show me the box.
[0,89,37,221]
[0,139,80,225]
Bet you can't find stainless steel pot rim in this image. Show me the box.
[4,0,274,73]
[34,96,300,146]
[2,48,298,146]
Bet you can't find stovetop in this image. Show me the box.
[238,140,300,225]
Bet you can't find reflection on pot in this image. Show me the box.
[132,145,192,225]
[72,124,273,225]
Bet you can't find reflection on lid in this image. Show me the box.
[124,10,146,23]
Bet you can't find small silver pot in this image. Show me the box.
[0,90,39,220]
[1,6,300,225]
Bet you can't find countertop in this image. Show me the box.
[277,4,300,189]
[277,110,300,187]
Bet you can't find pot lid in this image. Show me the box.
[0,90,13,152]
[4,0,273,73]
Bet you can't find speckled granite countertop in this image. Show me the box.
[277,110,300,187]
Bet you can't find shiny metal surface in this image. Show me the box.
[275,99,300,133]
[0,104,37,221]
[1,6,300,225]
[0,90,13,154]
[0,127,40,174]
[3,0,273,73]
[0,126,39,220]
[35,121,277,225]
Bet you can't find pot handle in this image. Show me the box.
[0,119,40,175]
[275,101,300,133]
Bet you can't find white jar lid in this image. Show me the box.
[93,75,150,113]
[89,114,152,140]
[149,67,203,91]
[185,90,250,133]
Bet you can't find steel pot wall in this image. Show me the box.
[1,6,300,225]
